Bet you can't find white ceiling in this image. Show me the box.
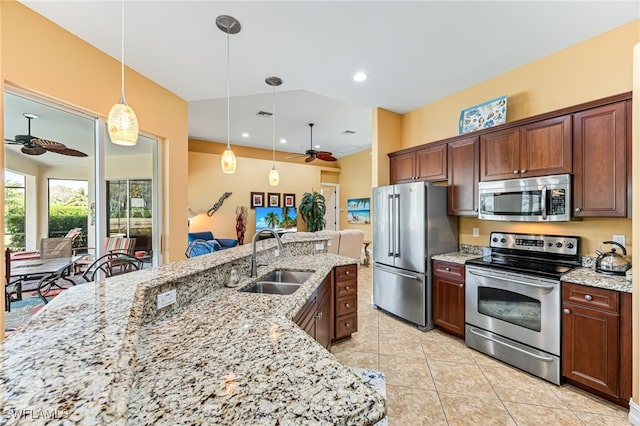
[10,1,640,162]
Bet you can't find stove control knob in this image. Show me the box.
[492,237,499,243]
[500,238,506,243]
[555,242,563,248]
[566,242,575,249]
[548,242,553,247]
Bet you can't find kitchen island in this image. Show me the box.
[1,236,385,425]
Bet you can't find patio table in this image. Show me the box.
[10,256,81,304]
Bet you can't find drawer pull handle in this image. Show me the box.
[563,308,571,315]
[584,294,593,301]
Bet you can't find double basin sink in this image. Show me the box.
[241,270,313,295]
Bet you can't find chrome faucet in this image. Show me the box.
[250,229,284,278]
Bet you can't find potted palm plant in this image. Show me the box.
[299,191,326,232]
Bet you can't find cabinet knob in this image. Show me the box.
[459,283,464,288]
[345,271,350,275]
[345,303,350,308]
[445,267,450,271]
[575,207,581,213]
[345,286,350,291]
[513,170,519,174]
[345,323,351,328]
[584,294,593,301]
[520,169,526,174]
[563,308,571,315]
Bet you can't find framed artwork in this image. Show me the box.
[283,193,296,208]
[250,192,264,209]
[268,192,280,207]
[459,95,507,135]
[347,197,370,224]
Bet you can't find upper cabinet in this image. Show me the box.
[573,101,627,217]
[448,136,479,216]
[479,115,572,181]
[389,143,447,183]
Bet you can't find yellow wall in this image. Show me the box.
[337,149,373,241]
[1,2,189,265]
[188,150,331,244]
[372,108,402,187]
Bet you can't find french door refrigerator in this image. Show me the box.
[372,182,458,330]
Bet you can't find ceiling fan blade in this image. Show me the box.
[284,154,307,159]
[4,138,21,144]
[304,156,315,163]
[32,138,67,150]
[316,151,337,161]
[52,147,88,157]
[21,146,46,156]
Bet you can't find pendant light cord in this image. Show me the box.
[226,28,231,150]
[120,0,126,104]
[272,86,276,165]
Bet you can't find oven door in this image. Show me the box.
[465,265,561,355]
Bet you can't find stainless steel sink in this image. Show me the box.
[241,270,313,295]
[241,282,302,295]
[259,270,313,284]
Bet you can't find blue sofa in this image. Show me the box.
[186,231,238,257]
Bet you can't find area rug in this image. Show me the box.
[4,292,53,330]
[351,367,388,425]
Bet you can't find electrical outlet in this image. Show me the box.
[613,234,626,247]
[274,249,280,257]
[315,243,325,250]
[157,289,176,309]
[472,228,480,237]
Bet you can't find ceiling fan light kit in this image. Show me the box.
[266,75,282,186]
[218,14,241,174]
[108,0,139,147]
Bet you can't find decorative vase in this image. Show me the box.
[235,206,247,245]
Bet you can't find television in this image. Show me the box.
[255,207,298,233]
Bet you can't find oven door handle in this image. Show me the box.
[468,270,556,290]
[467,327,556,362]
[541,184,547,220]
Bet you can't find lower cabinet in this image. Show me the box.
[333,264,358,341]
[561,282,631,407]
[432,260,465,338]
[294,273,332,350]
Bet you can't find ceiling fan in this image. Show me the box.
[4,113,88,157]
[287,123,337,162]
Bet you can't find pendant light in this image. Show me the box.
[108,0,139,146]
[217,15,241,174]
[266,76,282,186]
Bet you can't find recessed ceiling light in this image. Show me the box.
[241,132,250,138]
[315,144,321,149]
[279,138,287,144]
[353,72,368,82]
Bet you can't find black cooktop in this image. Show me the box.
[466,254,578,280]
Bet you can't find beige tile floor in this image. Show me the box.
[331,265,631,425]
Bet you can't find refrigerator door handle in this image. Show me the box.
[388,194,394,256]
[394,194,400,257]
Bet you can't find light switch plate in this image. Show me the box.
[472,228,479,237]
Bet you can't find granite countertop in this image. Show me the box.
[433,251,632,293]
[1,238,385,425]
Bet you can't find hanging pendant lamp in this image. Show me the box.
[108,0,139,146]
[217,15,241,174]
[266,76,282,186]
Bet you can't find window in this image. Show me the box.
[107,179,153,254]
[5,171,26,251]
[48,179,89,247]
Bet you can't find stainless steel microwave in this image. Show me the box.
[478,174,571,222]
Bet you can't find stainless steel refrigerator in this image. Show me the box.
[372,182,458,330]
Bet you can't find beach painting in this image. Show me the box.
[347,198,370,224]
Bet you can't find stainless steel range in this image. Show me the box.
[465,232,581,384]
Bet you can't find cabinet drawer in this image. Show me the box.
[335,313,357,340]
[335,264,357,281]
[336,279,357,297]
[336,294,357,316]
[433,260,465,280]
[563,282,619,313]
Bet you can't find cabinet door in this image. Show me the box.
[520,115,572,177]
[447,136,479,215]
[573,102,627,217]
[415,144,447,181]
[389,152,416,183]
[479,127,520,181]
[562,302,619,398]
[432,262,465,338]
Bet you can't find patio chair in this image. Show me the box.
[40,237,73,259]
[10,228,83,261]
[81,252,142,282]
[73,236,137,274]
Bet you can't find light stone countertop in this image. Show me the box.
[432,252,481,265]
[1,237,386,425]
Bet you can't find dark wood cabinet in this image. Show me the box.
[479,115,572,181]
[293,273,332,349]
[561,282,631,407]
[333,264,358,341]
[432,260,465,338]
[573,101,627,217]
[390,143,447,183]
[447,136,479,216]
